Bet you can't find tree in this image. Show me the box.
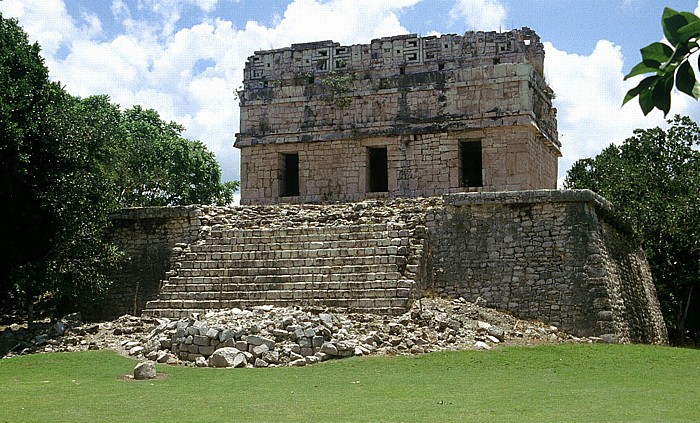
[91,102,236,207]
[0,14,122,323]
[565,116,700,345]
[0,15,237,324]
[623,7,700,115]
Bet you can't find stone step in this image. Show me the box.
[178,255,406,270]
[155,286,413,301]
[172,265,401,278]
[159,279,414,293]
[161,274,411,290]
[184,244,409,259]
[142,297,413,318]
[188,237,409,253]
[207,224,406,239]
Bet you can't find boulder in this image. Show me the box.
[208,347,241,368]
[134,361,157,380]
[486,326,505,341]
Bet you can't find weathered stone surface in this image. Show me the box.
[246,335,275,350]
[205,328,220,339]
[320,342,338,356]
[233,353,248,368]
[198,345,216,356]
[236,30,559,205]
[474,341,491,351]
[208,347,241,368]
[487,326,505,341]
[252,344,269,357]
[134,361,157,380]
[129,346,145,356]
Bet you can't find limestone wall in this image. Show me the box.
[426,190,667,344]
[86,207,202,320]
[241,126,559,204]
[96,192,667,344]
[235,28,561,205]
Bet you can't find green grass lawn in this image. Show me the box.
[0,344,698,422]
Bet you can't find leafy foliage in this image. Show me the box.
[321,71,355,109]
[104,103,236,207]
[0,15,123,321]
[0,15,237,322]
[623,8,700,115]
[565,116,700,344]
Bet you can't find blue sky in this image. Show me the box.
[2,0,699,188]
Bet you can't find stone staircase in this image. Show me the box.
[142,220,427,319]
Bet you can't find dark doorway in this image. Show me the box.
[281,153,299,196]
[461,141,483,187]
[368,147,388,192]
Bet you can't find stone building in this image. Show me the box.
[234,28,560,205]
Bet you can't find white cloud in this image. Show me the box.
[543,40,700,187]
[449,0,507,31]
[0,0,81,56]
[5,0,696,187]
[0,0,425,182]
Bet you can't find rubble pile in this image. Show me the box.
[1,298,601,368]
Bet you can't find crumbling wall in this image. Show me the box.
[240,126,558,204]
[86,207,201,320]
[235,28,561,205]
[426,190,667,344]
[97,192,668,344]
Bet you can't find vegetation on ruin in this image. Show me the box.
[1,344,699,422]
[0,14,237,324]
[565,116,700,346]
[624,7,700,115]
[321,71,355,109]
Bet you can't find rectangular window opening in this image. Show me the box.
[368,147,388,193]
[280,153,300,197]
[461,141,483,188]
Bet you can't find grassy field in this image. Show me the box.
[0,344,698,422]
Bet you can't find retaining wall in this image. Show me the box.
[426,190,667,343]
[86,206,201,320]
[95,191,668,343]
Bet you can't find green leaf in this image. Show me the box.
[651,74,674,116]
[662,7,688,46]
[679,11,700,24]
[639,88,655,115]
[623,75,658,106]
[677,20,700,44]
[676,60,700,99]
[625,61,660,80]
[640,42,674,68]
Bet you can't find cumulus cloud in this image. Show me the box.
[0,0,98,58]
[0,0,425,182]
[449,0,507,31]
[4,0,697,188]
[543,40,699,187]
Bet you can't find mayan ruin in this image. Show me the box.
[91,29,668,356]
[235,28,560,204]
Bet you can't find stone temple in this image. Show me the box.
[94,29,668,347]
[235,28,561,204]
